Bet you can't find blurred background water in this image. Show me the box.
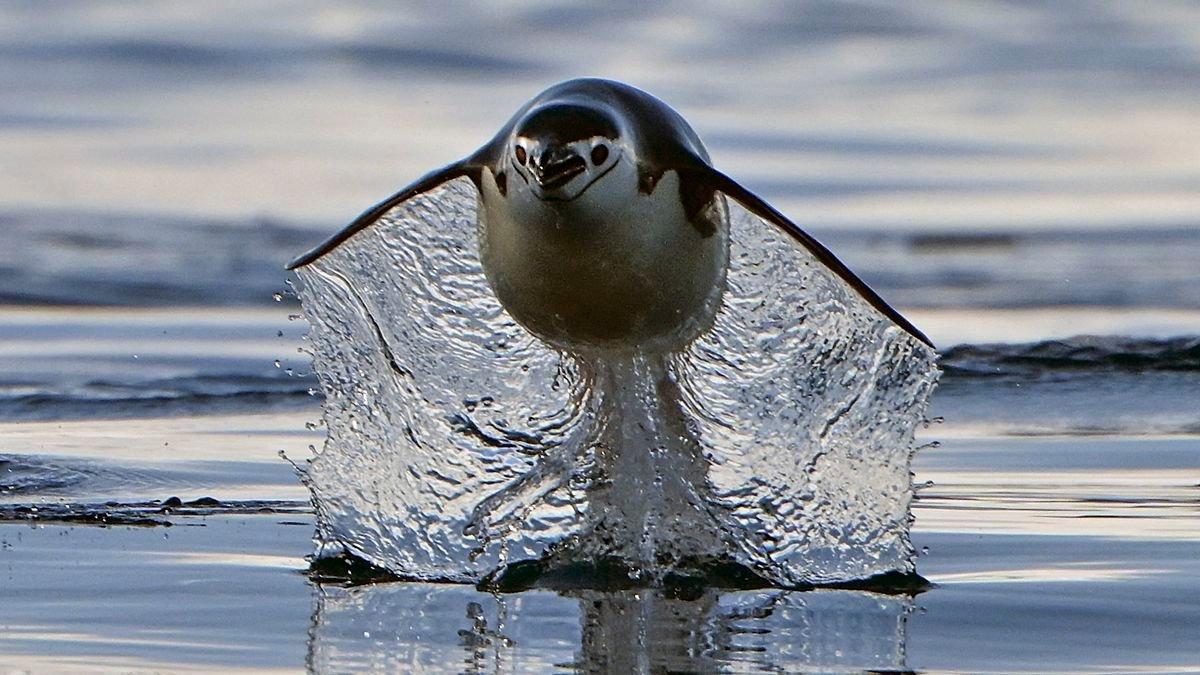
[1,1,1198,673]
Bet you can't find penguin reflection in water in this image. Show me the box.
[290,79,936,587]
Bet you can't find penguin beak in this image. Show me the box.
[530,147,586,191]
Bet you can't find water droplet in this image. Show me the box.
[272,292,284,302]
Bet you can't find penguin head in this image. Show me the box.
[508,102,623,202]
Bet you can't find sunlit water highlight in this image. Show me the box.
[295,178,938,585]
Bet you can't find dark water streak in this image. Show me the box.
[941,335,1200,376]
[0,497,308,527]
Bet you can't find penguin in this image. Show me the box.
[288,78,931,351]
[288,79,938,587]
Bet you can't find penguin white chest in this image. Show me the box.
[478,161,729,353]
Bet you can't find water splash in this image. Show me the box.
[294,177,938,585]
[677,203,938,584]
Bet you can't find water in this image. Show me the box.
[3,1,1200,672]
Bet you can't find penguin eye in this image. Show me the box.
[590,144,609,166]
[514,145,527,165]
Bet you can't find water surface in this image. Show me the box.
[2,1,1199,672]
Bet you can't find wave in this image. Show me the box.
[0,210,317,307]
[0,454,92,495]
[0,373,318,421]
[940,335,1200,377]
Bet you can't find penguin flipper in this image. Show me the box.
[286,161,477,270]
[685,166,933,348]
